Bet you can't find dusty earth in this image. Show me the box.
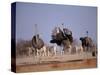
[16,58,97,73]
[15,52,97,73]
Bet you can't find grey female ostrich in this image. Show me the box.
[32,34,44,56]
[32,34,44,49]
[80,31,94,52]
[80,37,93,52]
[31,24,45,56]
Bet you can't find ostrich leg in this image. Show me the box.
[43,46,47,56]
[36,49,40,57]
[54,46,57,56]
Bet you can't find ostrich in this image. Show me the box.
[32,34,44,56]
[80,36,93,52]
[31,24,47,56]
[50,24,73,54]
[80,31,94,52]
[80,36,97,57]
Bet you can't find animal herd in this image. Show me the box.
[16,24,97,57]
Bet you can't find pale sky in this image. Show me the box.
[15,2,97,44]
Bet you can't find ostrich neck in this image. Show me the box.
[36,35,39,44]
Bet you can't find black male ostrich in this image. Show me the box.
[50,26,73,54]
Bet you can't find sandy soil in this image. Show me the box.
[16,58,97,73]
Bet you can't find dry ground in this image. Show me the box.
[16,58,97,73]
